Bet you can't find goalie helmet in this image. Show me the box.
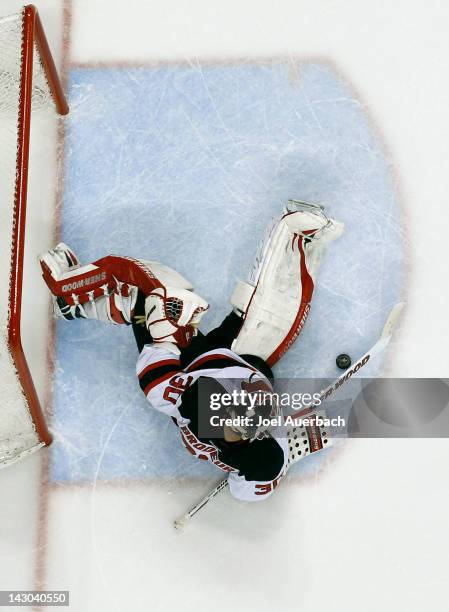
[210,373,281,441]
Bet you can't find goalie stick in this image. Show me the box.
[290,301,404,420]
[173,302,404,530]
[174,478,229,530]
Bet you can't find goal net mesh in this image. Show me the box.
[0,9,56,467]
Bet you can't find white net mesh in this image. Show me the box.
[0,9,56,467]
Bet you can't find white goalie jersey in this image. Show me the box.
[136,343,290,502]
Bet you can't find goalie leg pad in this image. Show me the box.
[40,247,141,325]
[231,201,343,365]
[39,246,209,339]
[49,278,139,325]
[139,260,193,292]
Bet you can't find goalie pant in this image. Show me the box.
[135,313,289,502]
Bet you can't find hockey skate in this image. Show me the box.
[38,242,80,280]
[38,242,85,320]
[284,199,344,243]
[247,199,343,288]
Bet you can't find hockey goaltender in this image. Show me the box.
[40,201,342,501]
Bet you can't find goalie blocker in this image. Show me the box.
[230,200,343,366]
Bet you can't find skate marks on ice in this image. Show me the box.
[51,59,404,483]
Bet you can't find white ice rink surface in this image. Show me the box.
[1,1,449,611]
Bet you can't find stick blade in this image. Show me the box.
[380,302,405,340]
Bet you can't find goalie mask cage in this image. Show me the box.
[0,5,68,468]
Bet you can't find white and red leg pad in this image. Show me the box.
[40,253,164,302]
[138,260,194,292]
[39,246,209,336]
[230,204,343,366]
[40,252,161,325]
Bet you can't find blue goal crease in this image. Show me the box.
[50,61,404,483]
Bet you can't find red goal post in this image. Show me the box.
[0,5,68,467]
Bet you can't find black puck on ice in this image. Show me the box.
[336,353,351,370]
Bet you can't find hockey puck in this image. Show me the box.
[336,353,351,370]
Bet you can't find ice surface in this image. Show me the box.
[2,2,449,610]
[51,60,403,483]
